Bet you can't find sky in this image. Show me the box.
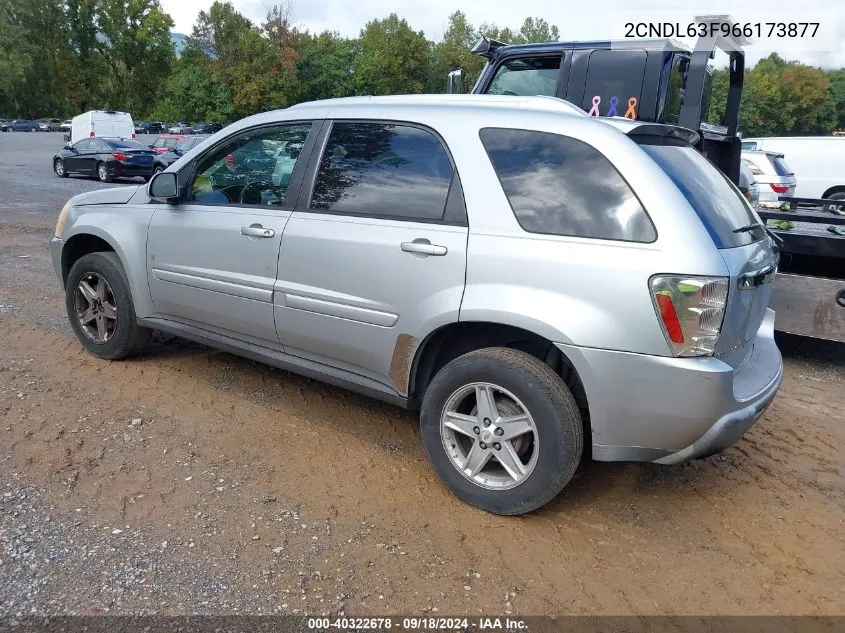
[159,0,845,69]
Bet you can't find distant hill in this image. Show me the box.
[171,32,187,56]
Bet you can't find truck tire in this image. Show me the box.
[420,347,583,515]
[65,252,151,360]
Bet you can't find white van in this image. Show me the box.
[741,137,845,201]
[68,110,135,144]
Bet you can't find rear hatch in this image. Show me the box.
[636,134,779,368]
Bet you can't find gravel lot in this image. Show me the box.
[0,132,843,617]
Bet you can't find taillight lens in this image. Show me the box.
[650,275,729,357]
[770,183,789,194]
[111,152,129,161]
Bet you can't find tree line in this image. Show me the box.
[2,0,844,136]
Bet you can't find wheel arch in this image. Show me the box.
[407,320,591,450]
[821,185,845,200]
[61,231,118,285]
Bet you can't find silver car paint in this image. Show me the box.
[52,94,783,463]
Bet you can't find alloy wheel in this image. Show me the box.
[440,382,539,490]
[73,272,118,343]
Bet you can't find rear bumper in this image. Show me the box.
[109,162,153,177]
[556,309,784,463]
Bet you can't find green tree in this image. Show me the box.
[152,50,234,122]
[356,13,431,95]
[96,0,175,115]
[429,11,486,92]
[297,31,360,101]
[826,69,845,130]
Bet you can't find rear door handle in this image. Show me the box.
[401,239,447,257]
[241,224,275,238]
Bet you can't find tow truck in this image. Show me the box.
[446,15,844,343]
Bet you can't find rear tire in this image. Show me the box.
[420,347,583,515]
[97,162,112,183]
[65,252,151,360]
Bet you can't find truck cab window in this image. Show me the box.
[485,56,562,97]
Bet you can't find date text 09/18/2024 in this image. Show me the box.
[307,617,528,630]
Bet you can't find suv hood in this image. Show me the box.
[71,185,140,207]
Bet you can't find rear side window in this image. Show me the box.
[310,122,454,221]
[640,144,764,248]
[480,128,656,242]
[582,50,647,117]
[769,155,793,176]
[485,56,562,97]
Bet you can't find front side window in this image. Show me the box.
[73,139,92,151]
[188,123,312,206]
[310,122,454,221]
[480,128,656,242]
[485,56,562,97]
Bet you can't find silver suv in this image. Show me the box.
[51,95,783,515]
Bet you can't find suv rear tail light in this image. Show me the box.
[770,183,789,194]
[650,275,729,357]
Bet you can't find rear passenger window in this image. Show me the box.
[310,122,454,221]
[480,128,656,242]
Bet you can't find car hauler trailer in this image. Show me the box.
[759,200,845,343]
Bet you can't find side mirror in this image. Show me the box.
[447,69,463,94]
[148,171,180,203]
[64,141,72,149]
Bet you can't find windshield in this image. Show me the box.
[640,144,765,248]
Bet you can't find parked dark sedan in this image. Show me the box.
[135,121,166,134]
[192,122,224,134]
[152,134,210,173]
[1,119,38,132]
[53,137,156,182]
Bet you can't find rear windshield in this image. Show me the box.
[640,144,765,248]
[768,155,793,176]
[106,139,146,150]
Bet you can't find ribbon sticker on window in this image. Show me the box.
[607,96,619,117]
[587,95,601,116]
[624,97,638,120]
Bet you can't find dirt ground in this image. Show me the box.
[0,133,843,617]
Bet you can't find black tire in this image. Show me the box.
[823,190,845,214]
[54,158,68,178]
[153,166,164,174]
[420,347,583,515]
[65,252,151,360]
[142,175,151,183]
[29,126,36,132]
[97,162,112,183]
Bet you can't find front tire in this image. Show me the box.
[420,347,583,515]
[65,252,151,360]
[97,162,112,183]
[54,158,68,178]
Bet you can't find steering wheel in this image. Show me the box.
[238,181,281,205]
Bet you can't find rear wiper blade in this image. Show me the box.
[732,223,763,234]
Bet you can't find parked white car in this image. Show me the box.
[67,110,135,144]
[740,150,797,208]
[741,137,845,201]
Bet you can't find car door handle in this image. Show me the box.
[401,240,447,256]
[241,225,275,238]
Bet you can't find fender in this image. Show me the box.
[63,205,157,318]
